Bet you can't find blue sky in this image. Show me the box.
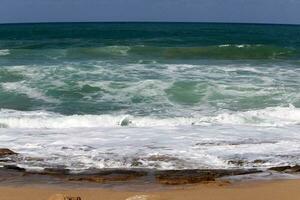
[1,0,300,24]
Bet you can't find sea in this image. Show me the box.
[0,22,300,172]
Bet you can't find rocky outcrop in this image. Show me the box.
[0,164,262,185]
[155,169,261,185]
[67,169,147,183]
[42,168,71,176]
[269,166,291,172]
[0,148,17,157]
[269,165,300,173]
[289,165,300,172]
[3,165,25,172]
[227,159,267,167]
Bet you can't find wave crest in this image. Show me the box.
[0,49,10,56]
[0,105,299,129]
[3,45,298,60]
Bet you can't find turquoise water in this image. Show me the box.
[0,23,300,171]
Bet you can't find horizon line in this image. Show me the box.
[0,21,300,26]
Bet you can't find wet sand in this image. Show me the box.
[1,179,300,200]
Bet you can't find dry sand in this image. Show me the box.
[1,179,300,200]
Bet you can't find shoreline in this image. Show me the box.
[1,165,300,199]
[1,179,300,200]
[0,167,262,187]
[2,149,300,199]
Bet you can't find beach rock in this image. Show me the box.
[42,167,70,175]
[228,159,266,166]
[155,169,260,185]
[253,159,266,164]
[131,159,143,167]
[48,194,81,200]
[0,148,17,157]
[155,170,216,185]
[228,160,245,166]
[269,166,292,172]
[3,165,26,172]
[270,165,300,173]
[290,165,300,172]
[68,169,147,183]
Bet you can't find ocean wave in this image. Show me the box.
[66,46,131,58]
[70,44,297,60]
[4,45,297,60]
[218,44,262,48]
[158,45,296,60]
[0,105,299,129]
[198,105,300,126]
[0,49,10,56]
[123,44,297,60]
[1,82,59,103]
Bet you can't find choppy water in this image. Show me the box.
[0,23,300,172]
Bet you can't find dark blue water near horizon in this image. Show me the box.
[1,22,300,48]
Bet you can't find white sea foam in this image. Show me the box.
[218,44,231,47]
[218,44,261,48]
[1,121,300,171]
[218,44,246,48]
[0,49,10,56]
[198,105,300,126]
[0,106,299,129]
[83,46,131,56]
[1,82,58,103]
[236,44,247,48]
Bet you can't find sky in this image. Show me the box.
[0,0,300,24]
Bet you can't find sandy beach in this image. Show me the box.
[1,179,300,200]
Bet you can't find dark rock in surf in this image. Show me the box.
[156,170,215,185]
[42,167,71,176]
[228,159,267,167]
[0,148,17,157]
[131,158,143,167]
[155,169,261,185]
[269,166,292,172]
[3,165,26,172]
[68,169,147,183]
[269,165,300,173]
[253,159,266,164]
[289,165,300,172]
[228,160,245,166]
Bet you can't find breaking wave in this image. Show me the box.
[65,44,299,60]
[0,49,10,56]
[0,105,299,129]
[2,45,298,60]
